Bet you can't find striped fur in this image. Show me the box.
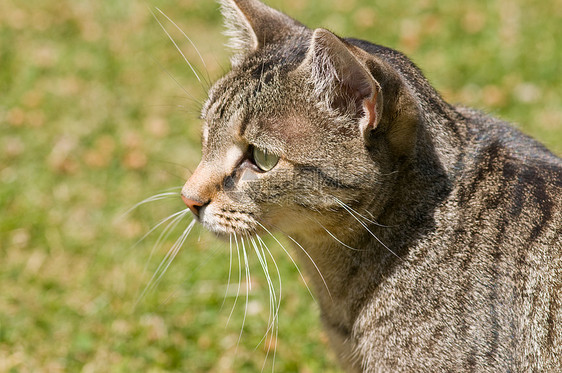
[182,1,562,371]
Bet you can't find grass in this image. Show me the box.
[1,0,560,371]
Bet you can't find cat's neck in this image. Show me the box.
[291,134,455,325]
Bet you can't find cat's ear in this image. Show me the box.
[219,0,305,64]
[301,28,383,139]
[300,29,419,155]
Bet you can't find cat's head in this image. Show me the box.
[181,0,420,241]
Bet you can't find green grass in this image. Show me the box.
[1,0,560,371]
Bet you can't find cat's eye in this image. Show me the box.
[252,146,279,172]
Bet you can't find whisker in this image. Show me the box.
[256,235,282,311]
[249,235,277,359]
[150,7,203,85]
[333,197,388,228]
[220,233,234,310]
[312,218,363,252]
[256,235,281,373]
[226,232,242,327]
[147,219,196,294]
[257,57,267,92]
[284,234,332,300]
[255,235,282,371]
[155,7,212,87]
[136,209,191,296]
[160,233,226,307]
[235,235,252,352]
[119,189,181,219]
[335,199,401,260]
[147,53,203,107]
[255,222,316,303]
[131,208,189,250]
[135,219,196,307]
[250,236,276,310]
[142,160,193,181]
[147,103,202,117]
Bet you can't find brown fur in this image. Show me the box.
[181,0,562,371]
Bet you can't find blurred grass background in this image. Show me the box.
[1,0,560,371]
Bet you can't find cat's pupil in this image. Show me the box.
[252,146,279,172]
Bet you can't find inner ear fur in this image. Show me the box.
[220,0,306,64]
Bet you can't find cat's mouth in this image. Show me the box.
[194,203,262,240]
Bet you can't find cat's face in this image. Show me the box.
[182,55,393,241]
[180,0,411,242]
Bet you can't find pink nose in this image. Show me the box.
[181,195,204,217]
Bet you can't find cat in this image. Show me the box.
[179,0,562,371]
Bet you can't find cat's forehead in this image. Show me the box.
[202,60,300,143]
[203,85,298,157]
[202,39,309,117]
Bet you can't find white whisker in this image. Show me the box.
[221,233,234,310]
[285,234,332,300]
[335,199,401,259]
[138,209,190,292]
[249,235,277,363]
[334,197,388,228]
[155,7,211,86]
[257,236,281,313]
[148,54,202,106]
[132,208,190,250]
[255,234,282,372]
[312,218,363,251]
[235,235,252,352]
[160,240,225,307]
[250,236,276,309]
[226,232,242,327]
[150,7,203,84]
[149,220,195,292]
[255,222,316,303]
[135,219,196,307]
[119,190,181,219]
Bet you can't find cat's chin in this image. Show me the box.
[198,214,258,241]
[206,227,261,242]
[201,221,262,242]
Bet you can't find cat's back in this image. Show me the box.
[354,106,562,371]
[434,107,562,370]
[456,106,562,231]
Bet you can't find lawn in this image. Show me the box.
[1,0,561,372]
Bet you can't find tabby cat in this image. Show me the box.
[180,0,562,371]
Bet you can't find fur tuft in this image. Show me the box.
[219,0,307,66]
[219,0,258,64]
[307,31,341,105]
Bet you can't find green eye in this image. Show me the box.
[252,146,279,172]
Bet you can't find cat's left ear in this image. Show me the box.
[298,29,419,155]
[299,29,383,141]
[220,0,306,65]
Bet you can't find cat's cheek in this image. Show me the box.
[201,125,209,148]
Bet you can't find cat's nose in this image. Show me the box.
[181,195,205,218]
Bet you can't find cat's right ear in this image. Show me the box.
[219,0,305,65]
